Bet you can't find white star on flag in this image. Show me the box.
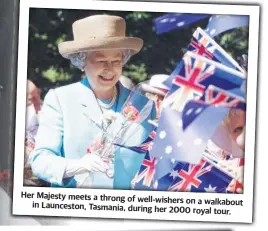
[195,107,203,114]
[161,18,169,23]
[186,108,193,115]
[159,131,167,139]
[165,146,173,155]
[204,184,217,192]
[177,21,185,27]
[170,170,179,179]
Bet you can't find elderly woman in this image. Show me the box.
[29,15,155,189]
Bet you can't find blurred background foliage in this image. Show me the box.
[27,9,248,99]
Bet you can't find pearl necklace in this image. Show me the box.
[96,87,118,109]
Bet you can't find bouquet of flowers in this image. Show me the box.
[84,83,155,185]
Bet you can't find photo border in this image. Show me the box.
[12,0,260,223]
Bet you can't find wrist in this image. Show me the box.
[63,158,88,178]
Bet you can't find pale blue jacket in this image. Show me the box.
[29,77,155,189]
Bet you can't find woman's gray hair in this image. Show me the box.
[69,49,132,71]
[69,52,87,70]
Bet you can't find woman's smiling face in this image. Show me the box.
[84,49,123,92]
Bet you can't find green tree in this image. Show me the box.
[27,9,248,98]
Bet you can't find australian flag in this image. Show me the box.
[150,104,229,164]
[188,37,216,60]
[182,85,245,130]
[154,161,186,191]
[226,179,243,194]
[153,155,178,183]
[151,82,245,165]
[193,27,245,73]
[163,27,245,91]
[165,159,233,193]
[153,13,210,34]
[205,15,249,38]
[163,52,246,110]
[132,151,157,190]
[114,130,156,154]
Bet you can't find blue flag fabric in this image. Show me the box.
[114,128,176,183]
[113,130,156,154]
[131,151,177,190]
[206,15,249,38]
[150,105,229,164]
[132,151,157,190]
[193,28,245,73]
[155,161,186,191]
[163,27,245,90]
[181,85,246,130]
[162,52,246,110]
[165,159,233,192]
[154,155,177,182]
[154,13,211,34]
[187,37,219,61]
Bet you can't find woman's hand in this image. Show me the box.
[63,154,109,178]
[79,154,109,173]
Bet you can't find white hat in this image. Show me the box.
[140,74,170,96]
[119,75,135,89]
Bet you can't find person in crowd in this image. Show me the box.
[140,74,169,120]
[29,15,155,189]
[119,75,135,89]
[26,80,41,113]
[24,80,50,186]
[210,108,246,159]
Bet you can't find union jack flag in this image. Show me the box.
[132,151,157,190]
[196,86,241,107]
[172,56,215,96]
[114,130,156,154]
[163,52,245,111]
[226,179,243,194]
[163,54,215,110]
[188,37,215,60]
[168,159,212,192]
[193,27,245,73]
[154,161,186,191]
[164,159,234,193]
[163,28,245,91]
[136,130,156,152]
[182,85,245,130]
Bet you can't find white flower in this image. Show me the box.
[102,110,118,129]
[103,110,117,121]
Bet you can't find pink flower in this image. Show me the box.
[87,140,104,154]
[123,105,139,121]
